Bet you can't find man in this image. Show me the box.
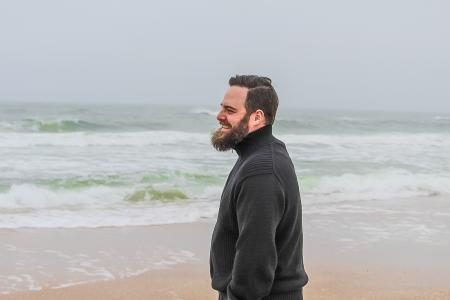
[210,75,308,300]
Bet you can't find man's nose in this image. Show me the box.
[217,111,225,122]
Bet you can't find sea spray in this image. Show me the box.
[1,103,449,228]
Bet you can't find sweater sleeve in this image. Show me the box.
[226,173,285,300]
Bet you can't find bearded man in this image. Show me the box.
[210,75,308,300]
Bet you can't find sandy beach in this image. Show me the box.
[3,260,449,300]
[2,201,450,300]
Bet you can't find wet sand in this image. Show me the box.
[2,255,449,300]
[1,197,450,300]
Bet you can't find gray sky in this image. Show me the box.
[1,0,449,112]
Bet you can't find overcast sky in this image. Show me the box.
[1,0,449,112]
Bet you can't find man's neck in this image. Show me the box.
[233,125,273,158]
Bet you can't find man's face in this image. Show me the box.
[211,86,250,151]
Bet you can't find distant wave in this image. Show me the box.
[0,118,112,133]
[276,118,319,129]
[22,118,110,132]
[334,116,363,122]
[190,108,216,116]
[433,115,450,121]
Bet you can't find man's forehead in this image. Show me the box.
[222,86,248,108]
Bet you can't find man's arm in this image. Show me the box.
[226,173,285,300]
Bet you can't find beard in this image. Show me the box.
[211,114,249,151]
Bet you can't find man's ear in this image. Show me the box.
[254,109,265,123]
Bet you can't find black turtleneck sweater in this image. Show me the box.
[210,125,308,300]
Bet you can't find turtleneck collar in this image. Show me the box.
[233,124,273,157]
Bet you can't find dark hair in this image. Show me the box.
[229,75,279,125]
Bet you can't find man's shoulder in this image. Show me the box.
[241,144,273,175]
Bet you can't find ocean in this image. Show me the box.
[1,103,449,229]
[1,103,450,294]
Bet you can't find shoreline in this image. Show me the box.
[1,215,450,299]
[0,221,215,296]
[2,259,449,300]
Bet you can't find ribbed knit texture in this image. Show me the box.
[210,125,308,300]
[220,290,302,300]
